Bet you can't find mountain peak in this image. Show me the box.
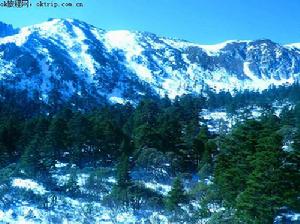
[0,21,19,38]
[0,19,299,106]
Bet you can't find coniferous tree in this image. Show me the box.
[89,112,123,162]
[43,115,68,161]
[215,116,300,223]
[111,154,133,205]
[166,177,187,210]
[157,109,183,152]
[19,137,45,176]
[192,126,209,167]
[0,143,9,167]
[65,169,79,194]
[67,113,91,166]
[235,133,284,223]
[132,99,160,149]
[116,154,131,189]
[0,117,21,160]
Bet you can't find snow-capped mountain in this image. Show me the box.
[0,18,300,105]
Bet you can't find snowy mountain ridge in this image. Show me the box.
[0,18,300,105]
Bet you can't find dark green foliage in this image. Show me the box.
[128,183,164,210]
[110,154,133,205]
[135,147,170,171]
[156,108,183,152]
[67,112,91,166]
[19,137,46,176]
[0,143,9,167]
[0,94,204,173]
[206,82,300,112]
[0,88,299,223]
[64,169,80,194]
[44,113,69,160]
[192,126,212,169]
[0,117,22,160]
[116,154,131,189]
[214,115,300,223]
[215,120,264,204]
[85,167,112,196]
[88,108,124,163]
[0,164,16,183]
[165,177,188,210]
[108,152,165,209]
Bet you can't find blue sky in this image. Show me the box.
[0,0,299,44]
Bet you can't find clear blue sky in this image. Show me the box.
[0,0,299,44]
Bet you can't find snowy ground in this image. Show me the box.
[201,101,294,133]
[0,162,191,223]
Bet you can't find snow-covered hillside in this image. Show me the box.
[0,18,300,105]
[0,161,200,224]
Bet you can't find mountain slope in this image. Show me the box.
[0,18,300,105]
[0,22,18,38]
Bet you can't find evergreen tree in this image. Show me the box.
[115,154,131,189]
[44,115,68,160]
[89,112,123,162]
[65,169,79,194]
[192,126,209,167]
[19,119,37,150]
[119,136,133,156]
[157,108,183,152]
[215,120,264,203]
[166,177,187,210]
[235,135,284,223]
[0,143,9,167]
[33,117,50,139]
[19,137,45,176]
[132,99,160,149]
[215,116,300,223]
[110,154,133,205]
[67,113,91,166]
[0,117,21,160]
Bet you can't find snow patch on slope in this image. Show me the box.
[161,38,194,49]
[285,43,300,49]
[198,41,233,56]
[0,26,33,46]
[104,30,143,57]
[143,182,171,196]
[72,25,97,75]
[162,39,249,56]
[107,87,127,104]
[243,62,258,81]
[242,62,296,91]
[104,30,155,83]
[12,178,48,195]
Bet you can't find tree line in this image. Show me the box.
[0,86,299,223]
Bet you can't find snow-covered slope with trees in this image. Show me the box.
[0,18,300,106]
